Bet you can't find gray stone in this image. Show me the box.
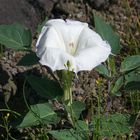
[36,0,56,16]
[0,0,43,34]
[89,0,108,9]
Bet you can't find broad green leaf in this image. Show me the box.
[18,103,59,128]
[95,64,109,77]
[75,120,89,132]
[125,68,140,84]
[124,68,140,90]
[91,113,131,137]
[120,55,140,72]
[94,15,120,54]
[27,75,63,99]
[111,76,124,95]
[125,82,140,91]
[49,129,84,140]
[37,17,48,33]
[17,51,39,66]
[0,24,32,50]
[72,101,85,119]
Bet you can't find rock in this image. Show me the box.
[88,0,109,9]
[88,0,117,10]
[51,1,69,18]
[36,0,56,16]
[0,0,43,34]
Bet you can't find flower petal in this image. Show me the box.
[74,27,111,72]
[36,25,66,58]
[38,47,76,71]
[46,19,88,54]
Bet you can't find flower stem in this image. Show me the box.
[63,86,72,106]
[59,69,75,126]
[61,70,73,106]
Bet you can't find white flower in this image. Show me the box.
[36,19,111,73]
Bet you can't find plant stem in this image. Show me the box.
[61,70,73,106]
[0,109,21,116]
[97,88,101,140]
[60,69,76,126]
[63,85,72,105]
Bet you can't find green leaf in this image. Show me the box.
[125,82,140,91]
[125,68,140,84]
[17,51,39,66]
[111,76,124,95]
[49,129,84,140]
[120,55,140,72]
[124,68,140,90]
[91,113,131,137]
[75,120,89,140]
[37,17,48,33]
[27,75,63,99]
[18,103,59,128]
[72,101,85,119]
[75,120,89,132]
[0,23,32,50]
[94,15,120,54]
[114,91,122,97]
[95,64,109,77]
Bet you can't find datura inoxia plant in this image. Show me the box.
[36,19,111,73]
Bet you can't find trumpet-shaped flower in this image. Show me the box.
[36,19,111,73]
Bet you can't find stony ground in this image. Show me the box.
[0,0,140,139]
